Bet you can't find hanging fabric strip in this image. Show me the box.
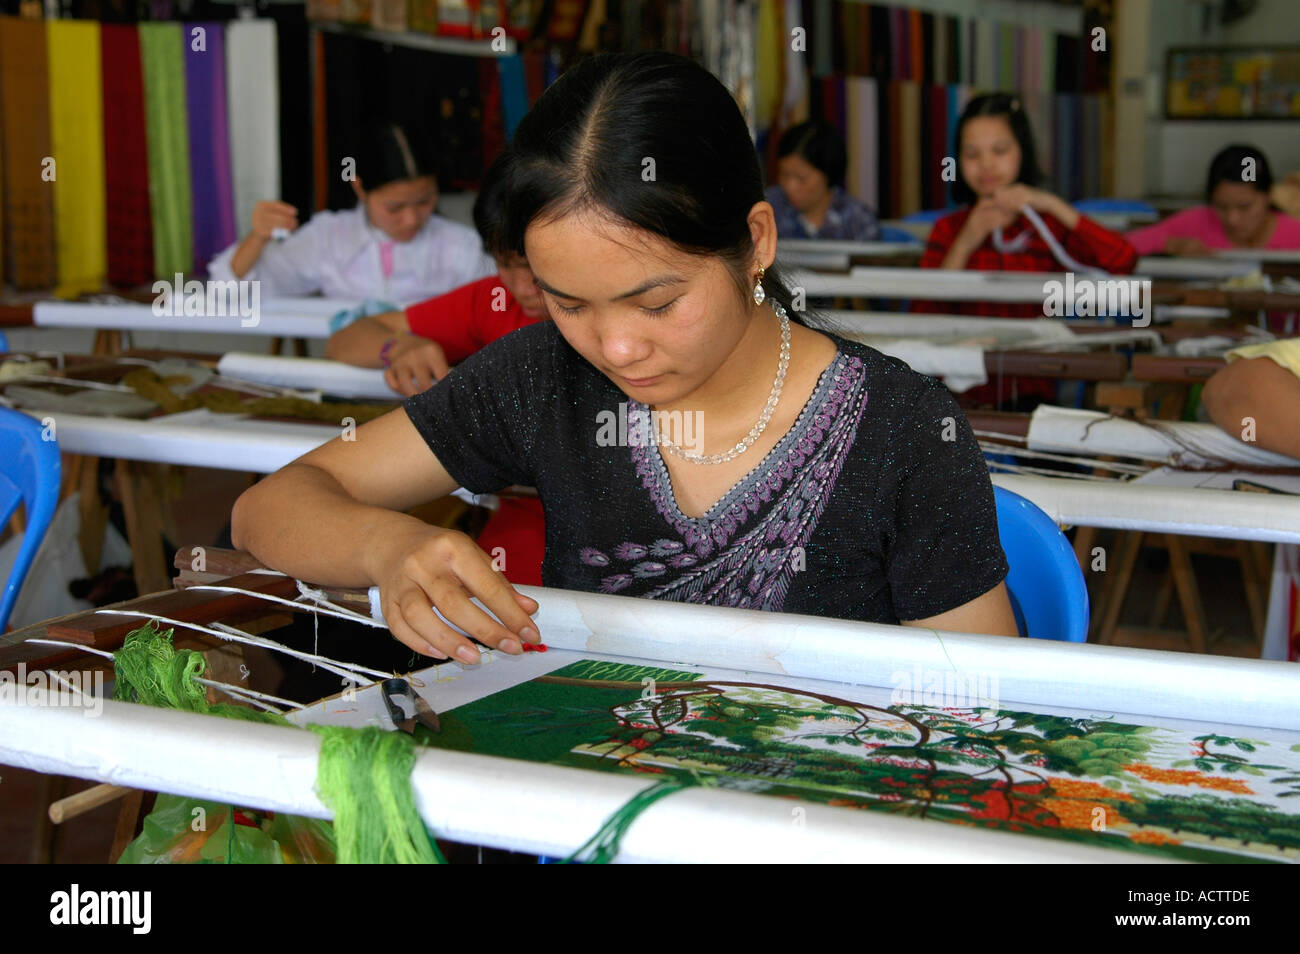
[927,83,947,211]
[982,19,999,89]
[0,16,57,290]
[869,4,889,79]
[184,22,236,276]
[497,54,528,140]
[226,19,281,241]
[844,75,869,208]
[754,0,778,134]
[909,8,923,84]
[810,0,831,78]
[100,24,154,288]
[140,22,194,279]
[47,20,107,298]
[859,75,878,212]
[782,0,808,125]
[312,29,328,214]
[898,80,921,217]
[932,14,947,86]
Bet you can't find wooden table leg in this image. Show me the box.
[108,789,145,863]
[1164,534,1209,654]
[115,459,171,596]
[78,457,109,576]
[1093,531,1144,645]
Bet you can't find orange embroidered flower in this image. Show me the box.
[1123,763,1254,794]
[1046,778,1136,802]
[1040,798,1128,830]
[1129,830,1181,846]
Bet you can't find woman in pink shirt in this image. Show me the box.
[1128,145,1300,255]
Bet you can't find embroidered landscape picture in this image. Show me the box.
[421,659,1300,862]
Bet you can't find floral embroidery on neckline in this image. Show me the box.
[627,351,863,555]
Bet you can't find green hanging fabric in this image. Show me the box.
[138,23,194,279]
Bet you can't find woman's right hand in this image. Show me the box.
[371,524,540,663]
[250,200,300,241]
[384,336,451,396]
[958,198,1016,247]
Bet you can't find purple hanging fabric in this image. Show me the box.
[184,22,236,275]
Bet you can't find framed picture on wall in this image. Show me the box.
[1165,47,1300,120]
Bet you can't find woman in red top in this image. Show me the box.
[917,93,1137,319]
[326,155,548,586]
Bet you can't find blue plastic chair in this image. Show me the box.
[901,208,951,225]
[1073,198,1157,217]
[0,329,9,352]
[993,486,1089,642]
[879,225,922,244]
[0,409,62,630]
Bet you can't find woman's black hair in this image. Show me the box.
[951,92,1043,206]
[500,52,808,325]
[354,121,439,193]
[1206,144,1273,201]
[776,120,848,188]
[472,152,513,258]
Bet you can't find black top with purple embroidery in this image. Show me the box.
[403,320,1008,624]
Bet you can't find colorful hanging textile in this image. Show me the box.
[184,22,236,275]
[139,22,193,279]
[0,16,57,290]
[925,83,947,211]
[47,19,107,297]
[226,19,280,240]
[101,23,154,288]
[478,56,506,171]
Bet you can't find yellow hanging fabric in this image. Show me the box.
[755,0,780,135]
[47,19,107,298]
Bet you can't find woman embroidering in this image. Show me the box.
[232,53,1018,662]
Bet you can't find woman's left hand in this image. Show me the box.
[990,185,1078,228]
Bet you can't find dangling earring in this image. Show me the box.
[752,265,766,306]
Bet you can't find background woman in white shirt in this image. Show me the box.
[208,122,494,305]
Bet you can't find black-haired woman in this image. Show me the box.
[918,93,1137,318]
[765,120,881,241]
[208,122,494,302]
[232,53,1019,663]
[1128,145,1300,256]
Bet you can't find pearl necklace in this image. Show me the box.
[659,301,791,466]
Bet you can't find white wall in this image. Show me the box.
[1145,0,1300,197]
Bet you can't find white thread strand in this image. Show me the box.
[184,583,386,629]
[92,610,387,684]
[977,442,1150,475]
[192,677,302,713]
[23,638,116,660]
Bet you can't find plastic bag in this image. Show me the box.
[117,794,336,864]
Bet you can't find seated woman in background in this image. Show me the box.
[1202,338,1300,460]
[209,122,494,304]
[232,52,1018,663]
[325,152,548,587]
[1127,145,1300,256]
[324,153,546,397]
[918,93,1137,318]
[765,120,881,241]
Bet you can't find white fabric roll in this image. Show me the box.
[1027,405,1300,469]
[216,352,399,400]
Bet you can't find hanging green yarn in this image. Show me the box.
[113,622,441,863]
[310,725,445,864]
[113,621,288,725]
[564,775,700,864]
